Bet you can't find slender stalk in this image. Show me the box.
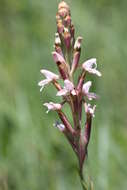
[78,168,88,190]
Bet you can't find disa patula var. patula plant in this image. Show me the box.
[38,1,101,189]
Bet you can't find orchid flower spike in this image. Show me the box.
[84,103,96,117]
[39,1,102,186]
[56,79,76,96]
[43,102,62,113]
[82,58,102,77]
[38,69,59,91]
[82,81,98,100]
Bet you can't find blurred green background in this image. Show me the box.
[0,0,127,189]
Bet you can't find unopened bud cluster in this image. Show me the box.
[38,1,101,178]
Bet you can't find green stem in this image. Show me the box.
[78,169,94,190]
[80,178,88,190]
[78,168,88,190]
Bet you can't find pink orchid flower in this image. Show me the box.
[82,58,102,77]
[56,79,76,96]
[43,102,62,113]
[82,81,98,100]
[38,69,59,91]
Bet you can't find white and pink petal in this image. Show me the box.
[82,81,92,94]
[82,58,102,77]
[38,79,51,92]
[43,102,62,113]
[40,69,59,80]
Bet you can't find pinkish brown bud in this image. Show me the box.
[64,15,71,26]
[70,24,75,38]
[58,1,70,10]
[57,20,64,34]
[74,36,83,50]
[54,46,63,57]
[58,1,70,18]
[52,51,66,64]
[71,51,80,75]
[52,51,69,80]
[64,28,71,49]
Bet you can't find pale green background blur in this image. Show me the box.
[0,0,127,190]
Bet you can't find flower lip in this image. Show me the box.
[43,102,62,113]
[82,58,102,77]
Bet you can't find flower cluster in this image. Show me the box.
[38,0,101,180]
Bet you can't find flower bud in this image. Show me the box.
[52,51,69,79]
[57,20,64,34]
[55,33,61,46]
[70,24,75,38]
[64,15,71,27]
[58,1,70,18]
[74,37,83,51]
[64,28,71,49]
[71,51,80,75]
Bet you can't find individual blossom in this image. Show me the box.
[43,102,62,113]
[56,79,76,96]
[82,58,102,77]
[38,69,59,91]
[82,81,98,100]
[84,103,96,117]
[53,121,65,132]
